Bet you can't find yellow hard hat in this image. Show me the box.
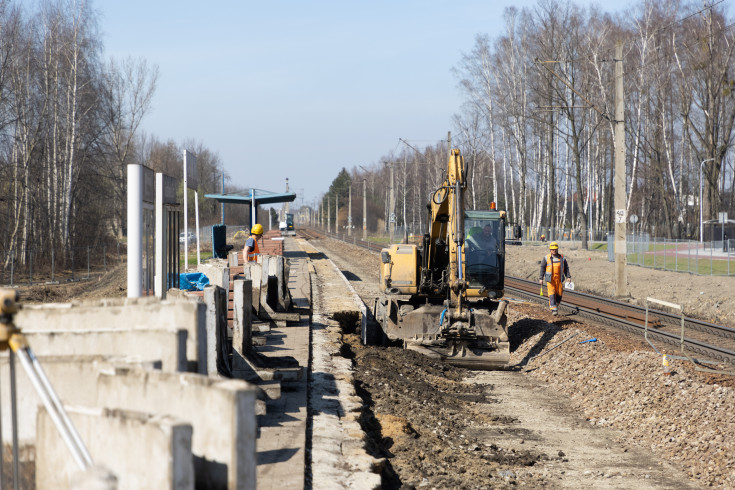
[549,241,559,249]
[251,224,264,235]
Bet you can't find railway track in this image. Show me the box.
[298,227,735,367]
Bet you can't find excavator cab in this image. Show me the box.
[464,210,505,297]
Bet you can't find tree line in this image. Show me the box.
[0,0,240,271]
[321,0,735,249]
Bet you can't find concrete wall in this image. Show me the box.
[4,358,257,489]
[16,296,207,374]
[197,262,230,291]
[0,356,154,445]
[233,279,253,353]
[23,328,188,373]
[36,406,194,490]
[203,285,228,376]
[96,368,257,490]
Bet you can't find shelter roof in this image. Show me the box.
[204,188,296,205]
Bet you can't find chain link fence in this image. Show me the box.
[1,243,126,287]
[606,234,734,276]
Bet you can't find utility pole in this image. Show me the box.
[284,178,290,218]
[362,178,367,240]
[348,185,352,236]
[389,163,395,244]
[613,42,627,298]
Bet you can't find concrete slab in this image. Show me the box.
[36,406,194,490]
[0,356,155,445]
[23,328,188,372]
[96,367,258,490]
[298,238,382,488]
[16,296,207,374]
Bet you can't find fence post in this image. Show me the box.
[71,246,75,281]
[663,237,666,271]
[29,249,33,286]
[87,246,90,280]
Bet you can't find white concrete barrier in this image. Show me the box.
[233,279,253,353]
[23,328,188,373]
[0,356,157,445]
[16,296,207,374]
[36,406,194,490]
[96,367,257,490]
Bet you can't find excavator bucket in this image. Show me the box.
[405,340,510,370]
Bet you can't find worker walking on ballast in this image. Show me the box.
[538,242,571,316]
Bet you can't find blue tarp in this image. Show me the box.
[179,272,210,291]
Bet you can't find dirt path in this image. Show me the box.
[309,237,707,489]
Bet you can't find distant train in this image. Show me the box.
[280,213,295,236]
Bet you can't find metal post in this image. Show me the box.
[51,248,55,283]
[700,158,715,244]
[348,185,352,237]
[87,246,90,280]
[363,178,367,240]
[9,350,19,490]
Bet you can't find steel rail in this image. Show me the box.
[505,280,735,365]
[301,228,735,365]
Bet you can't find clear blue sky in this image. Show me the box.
[100,0,605,207]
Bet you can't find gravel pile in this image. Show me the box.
[508,305,735,488]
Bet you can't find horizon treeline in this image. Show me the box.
[0,0,246,270]
[321,0,735,249]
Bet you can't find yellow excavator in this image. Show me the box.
[373,148,509,369]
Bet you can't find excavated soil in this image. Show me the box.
[310,236,735,489]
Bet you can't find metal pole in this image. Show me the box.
[389,163,395,244]
[348,185,352,237]
[700,158,715,244]
[15,346,93,469]
[0,367,4,490]
[9,351,19,490]
[363,178,367,240]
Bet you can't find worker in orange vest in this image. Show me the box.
[538,241,571,316]
[244,224,264,262]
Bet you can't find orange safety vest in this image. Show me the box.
[246,236,260,262]
[544,253,566,283]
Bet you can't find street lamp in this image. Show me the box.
[359,166,370,240]
[700,158,715,244]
